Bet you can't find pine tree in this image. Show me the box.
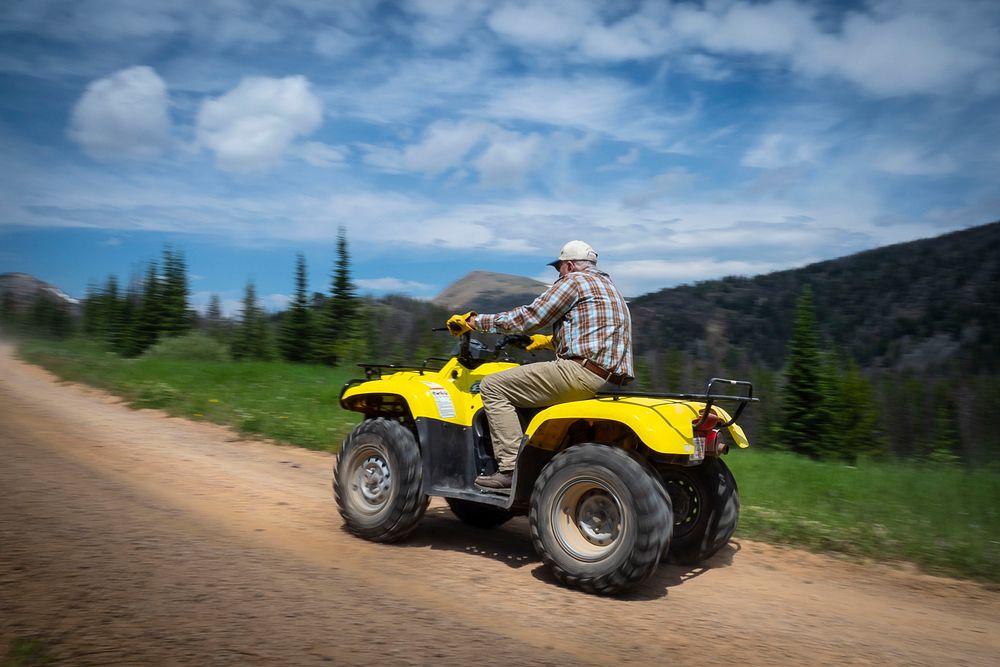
[161,246,192,338]
[232,280,272,360]
[318,227,359,365]
[128,262,164,356]
[102,275,129,353]
[279,254,314,362]
[204,293,227,340]
[778,285,834,458]
[829,357,885,462]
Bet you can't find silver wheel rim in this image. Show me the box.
[550,476,626,563]
[348,445,392,515]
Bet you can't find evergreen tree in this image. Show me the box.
[232,280,272,360]
[161,246,192,337]
[778,285,834,458]
[28,290,73,339]
[318,227,359,365]
[204,293,227,340]
[829,357,885,462]
[102,275,129,353]
[279,254,314,362]
[1,288,20,331]
[128,262,163,356]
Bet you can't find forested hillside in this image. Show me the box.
[630,220,1000,373]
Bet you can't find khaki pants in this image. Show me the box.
[479,359,607,471]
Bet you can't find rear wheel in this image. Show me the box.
[657,458,739,565]
[446,498,516,528]
[530,444,672,595]
[334,418,427,542]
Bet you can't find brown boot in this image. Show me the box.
[475,470,513,489]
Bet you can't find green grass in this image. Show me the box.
[727,450,1000,583]
[4,637,54,667]
[14,337,1000,584]
[17,337,361,451]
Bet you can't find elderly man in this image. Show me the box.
[447,240,633,489]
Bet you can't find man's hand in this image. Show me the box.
[446,311,476,336]
[526,334,554,351]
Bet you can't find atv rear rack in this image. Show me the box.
[356,359,449,380]
[597,377,757,428]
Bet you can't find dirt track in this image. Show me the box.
[1,343,998,666]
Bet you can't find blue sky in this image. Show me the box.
[1,1,998,315]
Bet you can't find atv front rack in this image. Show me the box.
[597,377,757,428]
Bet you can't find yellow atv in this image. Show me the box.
[334,332,755,595]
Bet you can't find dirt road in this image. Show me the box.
[1,343,998,666]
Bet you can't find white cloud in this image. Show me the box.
[796,9,996,97]
[621,168,697,208]
[669,0,1000,98]
[355,277,433,293]
[488,0,593,49]
[472,130,542,188]
[313,27,364,58]
[295,141,348,168]
[485,76,654,141]
[604,258,789,297]
[743,133,824,169]
[365,120,494,175]
[875,148,955,176]
[196,75,323,172]
[68,65,171,160]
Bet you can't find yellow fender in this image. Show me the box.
[524,394,749,455]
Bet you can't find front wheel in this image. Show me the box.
[333,418,427,542]
[657,458,739,565]
[530,444,672,595]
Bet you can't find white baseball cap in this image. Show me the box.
[548,240,598,266]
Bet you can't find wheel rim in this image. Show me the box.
[664,475,701,539]
[347,444,392,515]
[550,476,627,562]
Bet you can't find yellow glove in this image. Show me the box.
[526,334,554,351]
[446,311,476,336]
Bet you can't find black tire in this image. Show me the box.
[446,498,516,529]
[333,418,427,542]
[658,458,740,565]
[529,444,672,595]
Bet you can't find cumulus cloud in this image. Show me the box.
[68,65,171,160]
[196,75,323,172]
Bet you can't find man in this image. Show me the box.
[446,240,634,490]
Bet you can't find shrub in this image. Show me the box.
[143,332,231,362]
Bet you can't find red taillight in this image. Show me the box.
[693,411,725,456]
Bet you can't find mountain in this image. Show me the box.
[433,270,548,314]
[0,272,80,312]
[629,220,1000,374]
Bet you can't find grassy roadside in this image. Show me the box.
[16,337,361,451]
[727,451,1000,583]
[14,337,1000,584]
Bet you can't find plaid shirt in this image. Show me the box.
[475,267,634,379]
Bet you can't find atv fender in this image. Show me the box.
[523,395,749,455]
[341,378,467,424]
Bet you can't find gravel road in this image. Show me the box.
[2,342,998,666]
